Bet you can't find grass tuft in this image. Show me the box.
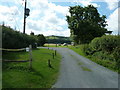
[78,62,84,65]
[81,66,92,72]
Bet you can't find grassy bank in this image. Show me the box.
[68,45,118,73]
[2,48,61,88]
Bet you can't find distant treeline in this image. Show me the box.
[45,36,71,44]
[2,25,46,49]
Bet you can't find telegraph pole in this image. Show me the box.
[23,0,30,34]
[23,0,27,34]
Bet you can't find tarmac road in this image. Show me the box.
[41,47,118,88]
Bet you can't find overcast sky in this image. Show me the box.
[0,0,120,36]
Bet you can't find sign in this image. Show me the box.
[26,47,29,52]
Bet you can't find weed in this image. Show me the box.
[81,66,92,72]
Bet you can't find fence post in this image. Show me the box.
[52,53,54,59]
[48,59,51,68]
[55,50,56,56]
[29,45,32,69]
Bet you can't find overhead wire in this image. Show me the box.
[5,1,24,32]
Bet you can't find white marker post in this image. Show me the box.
[26,47,29,52]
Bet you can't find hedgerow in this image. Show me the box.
[81,35,120,72]
[2,25,37,49]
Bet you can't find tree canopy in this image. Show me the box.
[37,34,46,46]
[66,5,108,44]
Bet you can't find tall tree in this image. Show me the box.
[66,5,108,44]
[30,31,34,36]
[37,34,46,46]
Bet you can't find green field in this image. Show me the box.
[44,43,71,47]
[45,35,71,44]
[2,48,61,88]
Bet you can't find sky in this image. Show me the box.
[0,0,120,36]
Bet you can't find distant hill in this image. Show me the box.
[45,35,72,44]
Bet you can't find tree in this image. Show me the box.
[37,34,46,46]
[2,21,5,26]
[30,31,34,36]
[66,5,108,44]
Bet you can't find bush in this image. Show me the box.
[90,35,120,54]
[81,44,90,55]
[89,37,102,52]
[2,26,37,49]
[113,47,120,70]
[88,35,120,72]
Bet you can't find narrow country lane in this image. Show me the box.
[41,47,118,88]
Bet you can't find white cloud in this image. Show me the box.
[0,0,70,36]
[38,28,70,37]
[0,5,20,29]
[30,10,41,18]
[103,0,118,10]
[74,0,119,10]
[74,0,100,7]
[107,2,118,10]
[106,8,119,35]
[24,0,70,36]
[5,0,120,36]
[48,3,69,15]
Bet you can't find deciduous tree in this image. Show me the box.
[66,5,108,44]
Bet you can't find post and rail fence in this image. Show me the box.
[2,45,58,69]
[2,45,33,69]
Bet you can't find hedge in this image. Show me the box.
[2,26,37,49]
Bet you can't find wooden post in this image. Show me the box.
[29,45,32,69]
[48,59,51,68]
[55,50,56,56]
[52,53,54,59]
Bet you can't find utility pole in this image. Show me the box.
[23,0,30,34]
[23,0,26,34]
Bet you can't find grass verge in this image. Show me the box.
[68,45,118,73]
[2,48,61,88]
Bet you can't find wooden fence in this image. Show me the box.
[2,45,33,69]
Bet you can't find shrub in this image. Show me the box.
[113,47,120,70]
[78,35,120,73]
[90,35,120,54]
[80,44,93,55]
[2,26,37,49]
[89,37,102,52]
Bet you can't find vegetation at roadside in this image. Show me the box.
[69,35,120,73]
[2,48,61,88]
[66,5,119,73]
[2,25,46,49]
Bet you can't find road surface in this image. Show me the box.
[41,47,118,88]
